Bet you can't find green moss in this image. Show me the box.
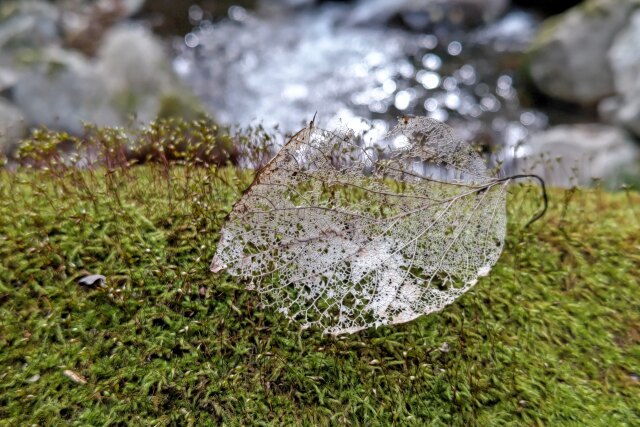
[526,0,640,56]
[112,90,141,117]
[0,143,639,425]
[156,93,208,122]
[579,0,640,17]
[527,13,563,53]
[13,118,266,167]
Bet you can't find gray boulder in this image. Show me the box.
[95,24,205,122]
[97,25,182,124]
[347,0,510,30]
[12,25,203,133]
[527,0,637,105]
[12,47,119,134]
[517,124,640,187]
[76,0,146,18]
[0,1,60,49]
[0,1,61,90]
[605,9,640,137]
[0,98,27,156]
[0,67,18,92]
[59,0,148,56]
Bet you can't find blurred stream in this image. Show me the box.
[174,1,555,166]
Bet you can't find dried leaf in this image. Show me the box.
[63,369,87,384]
[211,117,510,335]
[78,274,106,287]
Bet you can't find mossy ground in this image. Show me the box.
[1,149,639,425]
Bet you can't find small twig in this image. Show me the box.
[496,174,548,228]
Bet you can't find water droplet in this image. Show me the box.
[185,33,199,48]
[366,52,385,67]
[419,34,438,49]
[382,79,397,94]
[424,98,439,112]
[520,111,536,126]
[458,64,476,85]
[481,95,501,112]
[173,57,191,76]
[369,101,388,113]
[469,104,483,118]
[374,66,394,83]
[428,109,449,122]
[447,41,462,56]
[417,71,440,90]
[444,93,461,110]
[397,61,415,79]
[228,5,247,21]
[189,5,203,22]
[497,75,513,91]
[422,54,442,71]
[442,77,458,91]
[394,91,412,110]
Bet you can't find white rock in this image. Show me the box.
[12,24,202,133]
[96,24,176,124]
[12,47,119,134]
[0,66,18,91]
[528,0,636,104]
[347,0,509,29]
[597,96,622,124]
[517,124,640,187]
[0,1,60,49]
[607,9,640,137]
[0,98,27,155]
[0,1,60,91]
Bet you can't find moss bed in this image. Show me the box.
[0,138,639,425]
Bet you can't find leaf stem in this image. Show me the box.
[498,174,548,228]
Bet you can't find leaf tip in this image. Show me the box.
[210,256,227,273]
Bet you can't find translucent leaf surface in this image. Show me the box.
[211,117,508,335]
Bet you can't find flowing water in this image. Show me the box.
[173,1,551,166]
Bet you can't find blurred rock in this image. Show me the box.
[605,9,640,137]
[58,0,145,17]
[518,124,640,187]
[347,0,510,30]
[97,25,191,123]
[0,1,61,90]
[12,26,204,134]
[98,25,172,93]
[0,1,145,58]
[0,1,60,48]
[0,98,27,155]
[0,67,18,92]
[60,0,133,56]
[527,0,637,105]
[12,47,118,134]
[597,96,621,124]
